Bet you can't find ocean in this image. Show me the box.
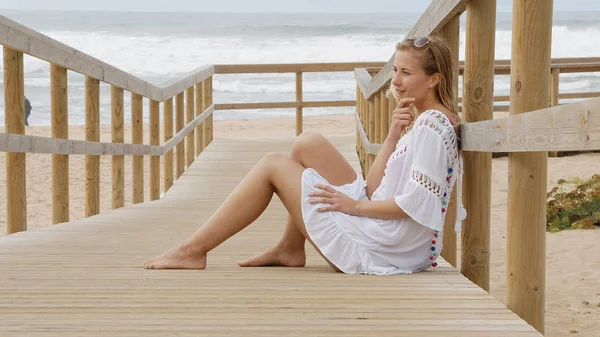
[0,10,600,126]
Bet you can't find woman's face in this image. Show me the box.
[391,50,436,103]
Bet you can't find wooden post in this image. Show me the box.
[461,0,495,290]
[195,82,204,155]
[51,64,69,224]
[132,93,144,204]
[440,15,460,267]
[176,92,185,179]
[374,93,381,144]
[185,87,195,167]
[150,100,160,201]
[379,90,389,143]
[356,86,362,170]
[111,85,124,209]
[507,0,552,333]
[296,72,303,136]
[367,98,376,172]
[549,68,560,157]
[163,98,174,193]
[4,47,26,234]
[202,78,212,147]
[207,77,213,143]
[85,76,100,217]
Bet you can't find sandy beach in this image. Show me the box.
[1,113,599,336]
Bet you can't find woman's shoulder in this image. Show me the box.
[414,110,455,134]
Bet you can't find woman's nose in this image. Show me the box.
[392,74,402,87]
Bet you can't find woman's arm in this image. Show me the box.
[365,137,397,198]
[354,199,407,220]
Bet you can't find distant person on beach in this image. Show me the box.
[24,96,32,126]
[144,36,466,275]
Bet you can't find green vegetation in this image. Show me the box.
[547,174,600,232]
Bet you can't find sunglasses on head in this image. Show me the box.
[407,36,430,48]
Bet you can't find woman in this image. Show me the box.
[144,36,466,275]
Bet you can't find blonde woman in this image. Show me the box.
[144,36,466,275]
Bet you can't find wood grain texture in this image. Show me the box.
[506,0,552,333]
[132,93,144,204]
[85,77,100,217]
[296,72,303,136]
[176,93,185,179]
[163,98,174,193]
[195,82,204,156]
[185,87,195,167]
[0,16,162,101]
[0,137,542,337]
[111,86,124,210]
[214,62,386,74]
[439,15,460,268]
[150,100,160,201]
[51,64,69,225]
[460,0,495,292]
[161,65,214,101]
[4,46,26,234]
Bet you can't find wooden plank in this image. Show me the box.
[111,86,125,210]
[185,87,195,167]
[51,64,70,224]
[132,93,144,204]
[163,98,174,193]
[150,100,160,201]
[195,82,204,156]
[461,0,495,292]
[176,93,185,179]
[3,46,26,234]
[296,72,303,136]
[365,0,469,99]
[161,65,214,101]
[549,68,560,157]
[354,69,372,98]
[461,97,600,152]
[439,14,460,268]
[85,76,100,217]
[507,0,552,333]
[0,15,162,101]
[214,62,387,74]
[215,100,355,110]
[0,137,542,337]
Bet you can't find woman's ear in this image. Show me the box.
[429,73,441,88]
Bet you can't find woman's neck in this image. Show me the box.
[414,92,447,115]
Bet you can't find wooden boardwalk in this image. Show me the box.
[0,136,541,337]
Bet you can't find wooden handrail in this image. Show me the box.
[214,62,386,74]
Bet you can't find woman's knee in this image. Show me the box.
[291,131,326,159]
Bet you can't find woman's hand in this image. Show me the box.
[308,185,358,215]
[387,97,416,143]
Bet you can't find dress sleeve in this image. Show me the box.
[394,117,450,232]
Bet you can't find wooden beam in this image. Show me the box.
[296,72,303,136]
[132,93,144,204]
[51,64,69,224]
[195,82,204,156]
[0,16,162,101]
[185,87,195,167]
[461,97,600,152]
[176,92,185,179]
[163,98,174,193]
[439,14,460,268]
[506,0,552,333]
[111,85,124,210]
[213,62,387,74]
[4,46,26,234]
[150,100,160,201]
[85,76,100,217]
[161,65,214,101]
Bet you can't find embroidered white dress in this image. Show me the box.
[300,110,466,275]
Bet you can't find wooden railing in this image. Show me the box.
[1,15,215,234]
[354,0,600,334]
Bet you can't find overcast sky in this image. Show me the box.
[1,0,599,13]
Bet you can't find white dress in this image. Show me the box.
[300,110,467,275]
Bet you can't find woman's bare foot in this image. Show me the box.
[238,244,306,267]
[144,245,207,269]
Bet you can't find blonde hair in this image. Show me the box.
[388,35,461,135]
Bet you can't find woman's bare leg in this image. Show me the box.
[239,132,358,267]
[143,151,342,272]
